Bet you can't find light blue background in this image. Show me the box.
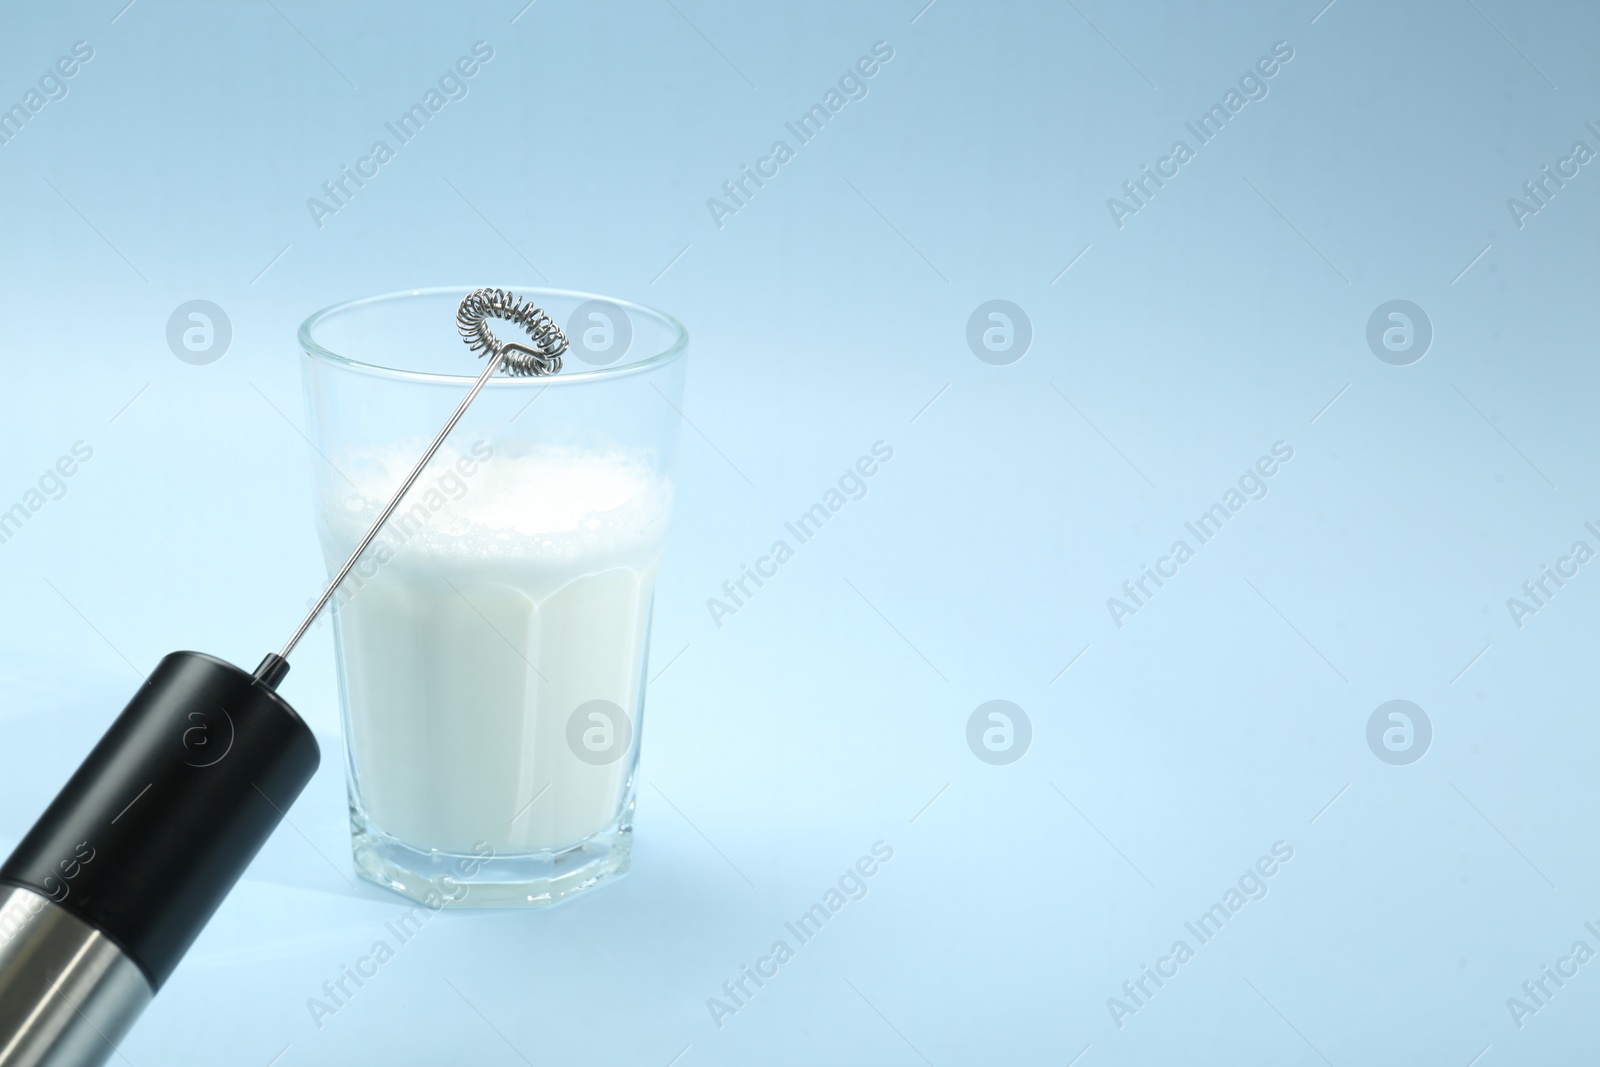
[1,1,1597,1063]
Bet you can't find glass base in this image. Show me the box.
[349,806,633,908]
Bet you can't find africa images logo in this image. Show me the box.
[1366,700,1430,766]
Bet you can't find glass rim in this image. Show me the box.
[299,285,689,387]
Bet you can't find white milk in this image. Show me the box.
[317,442,672,854]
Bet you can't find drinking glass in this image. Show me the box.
[298,287,687,906]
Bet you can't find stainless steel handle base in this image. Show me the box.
[0,885,152,1067]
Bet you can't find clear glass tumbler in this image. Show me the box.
[298,287,687,906]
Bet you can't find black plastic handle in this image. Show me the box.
[0,651,320,989]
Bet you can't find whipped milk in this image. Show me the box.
[318,441,672,854]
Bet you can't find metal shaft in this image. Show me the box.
[276,352,504,661]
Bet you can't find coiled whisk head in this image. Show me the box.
[456,288,568,376]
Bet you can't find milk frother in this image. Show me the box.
[0,290,566,1067]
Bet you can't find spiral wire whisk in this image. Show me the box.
[457,287,568,376]
[270,288,567,670]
